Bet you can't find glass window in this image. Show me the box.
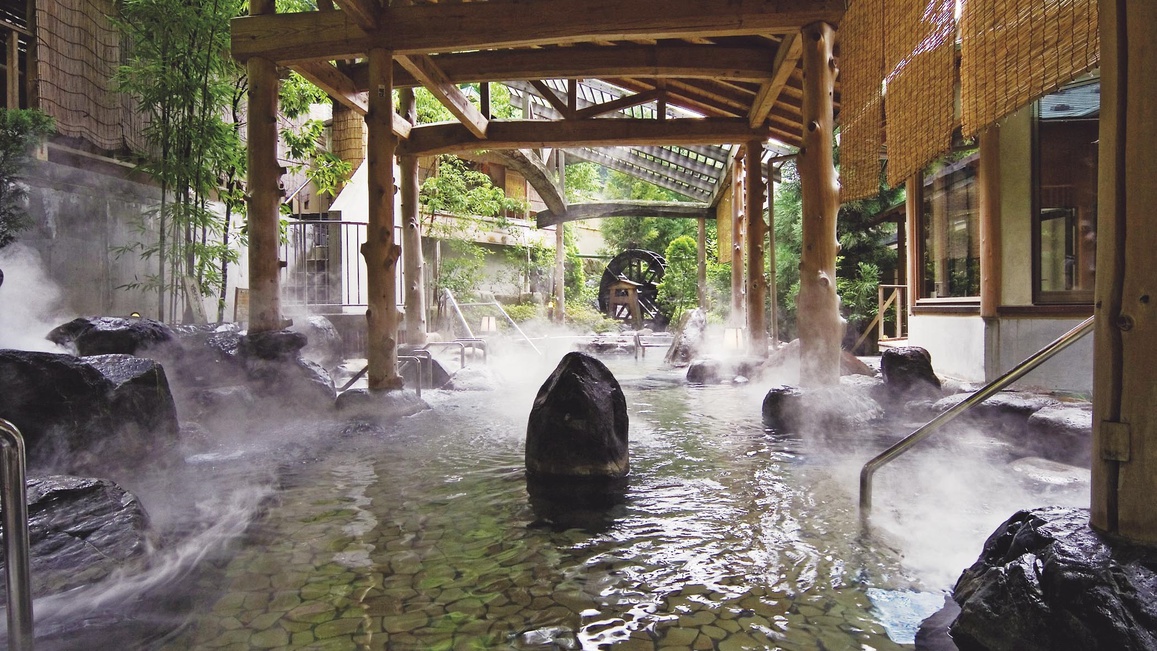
[1034,81,1098,304]
[920,150,980,299]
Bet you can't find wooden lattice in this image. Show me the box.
[35,0,145,153]
[960,0,1099,136]
[884,0,957,187]
[837,0,885,202]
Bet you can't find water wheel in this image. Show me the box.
[598,249,668,330]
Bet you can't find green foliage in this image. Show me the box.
[565,302,620,334]
[0,109,54,249]
[281,119,352,198]
[837,260,881,329]
[656,235,699,322]
[420,155,525,219]
[503,303,540,323]
[436,238,486,301]
[563,161,602,203]
[279,71,329,119]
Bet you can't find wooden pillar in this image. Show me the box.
[1091,0,1157,543]
[905,174,923,317]
[245,0,281,332]
[363,48,402,391]
[768,164,778,342]
[554,151,566,323]
[399,88,426,346]
[745,140,767,354]
[730,154,745,325]
[697,216,707,309]
[979,126,1002,319]
[796,21,842,387]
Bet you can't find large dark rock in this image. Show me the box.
[0,351,179,474]
[0,476,152,600]
[47,316,176,357]
[685,358,722,384]
[761,385,804,431]
[239,329,308,361]
[951,506,1157,651]
[881,346,942,399]
[526,352,629,478]
[664,308,707,368]
[761,382,883,433]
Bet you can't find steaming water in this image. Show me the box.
[22,353,1087,650]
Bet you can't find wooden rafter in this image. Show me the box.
[331,0,379,30]
[573,88,662,119]
[230,0,845,62]
[291,61,411,138]
[397,54,489,139]
[485,150,567,215]
[749,33,801,128]
[398,118,773,156]
[537,200,710,227]
[565,147,716,199]
[529,80,575,119]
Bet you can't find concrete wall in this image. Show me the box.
[990,316,1092,394]
[908,313,988,383]
[998,107,1034,306]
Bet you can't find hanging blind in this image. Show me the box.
[883,0,957,186]
[35,0,146,153]
[960,0,1099,136]
[838,0,886,202]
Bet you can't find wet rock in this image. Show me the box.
[526,352,629,478]
[951,506,1157,651]
[334,388,428,418]
[761,385,804,431]
[881,346,941,399]
[664,308,707,368]
[240,329,308,361]
[0,350,178,474]
[245,356,336,412]
[1,475,152,599]
[47,316,177,357]
[448,365,498,391]
[289,315,344,373]
[840,353,876,377]
[1008,457,1089,490]
[686,358,722,385]
[1026,405,1092,465]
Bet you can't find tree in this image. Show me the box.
[597,169,699,257]
[0,109,54,249]
[657,235,699,322]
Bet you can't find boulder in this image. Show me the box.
[239,328,307,361]
[47,316,176,357]
[951,506,1157,651]
[761,385,804,431]
[526,352,629,478]
[762,383,883,433]
[664,308,707,367]
[1026,405,1092,465]
[290,315,345,373]
[685,358,722,385]
[881,346,942,399]
[334,388,428,418]
[1,476,152,600]
[0,350,179,474]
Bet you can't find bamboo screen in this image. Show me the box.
[883,0,957,187]
[960,0,1099,136]
[331,103,367,170]
[837,0,885,202]
[35,0,145,153]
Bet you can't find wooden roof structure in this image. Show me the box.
[231,0,844,205]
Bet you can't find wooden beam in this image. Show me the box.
[749,33,801,128]
[573,89,661,119]
[488,149,567,215]
[397,118,772,156]
[291,61,411,138]
[397,54,488,139]
[230,0,846,63]
[564,148,714,200]
[529,80,575,119]
[537,200,710,227]
[796,22,841,387]
[351,44,777,88]
[331,0,379,30]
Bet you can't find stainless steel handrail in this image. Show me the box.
[398,356,423,398]
[442,289,476,339]
[859,315,1094,516]
[0,418,33,650]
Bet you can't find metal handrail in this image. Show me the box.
[0,418,33,650]
[398,356,423,398]
[859,315,1095,516]
[442,289,476,339]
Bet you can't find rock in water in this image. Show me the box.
[951,506,1157,651]
[664,308,707,367]
[881,346,942,399]
[526,352,629,478]
[48,316,176,356]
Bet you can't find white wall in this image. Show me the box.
[991,316,1092,394]
[908,314,988,383]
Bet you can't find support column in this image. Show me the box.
[905,174,923,319]
[697,216,707,309]
[1091,0,1157,543]
[399,88,426,346]
[745,140,767,354]
[796,21,842,387]
[554,151,566,323]
[979,127,1002,319]
[730,154,745,326]
[245,0,280,332]
[768,163,778,343]
[363,48,402,391]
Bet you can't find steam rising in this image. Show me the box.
[0,243,67,352]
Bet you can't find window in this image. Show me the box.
[919,149,981,300]
[1034,81,1098,304]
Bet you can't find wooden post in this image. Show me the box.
[245,0,281,332]
[768,162,778,343]
[979,126,1002,320]
[905,174,923,318]
[796,21,842,387]
[554,150,566,323]
[697,216,707,309]
[730,152,745,326]
[1091,0,1157,543]
[745,140,767,354]
[399,88,427,346]
[363,47,402,391]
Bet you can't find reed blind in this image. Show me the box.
[838,0,885,202]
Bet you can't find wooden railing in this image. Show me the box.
[851,284,908,353]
